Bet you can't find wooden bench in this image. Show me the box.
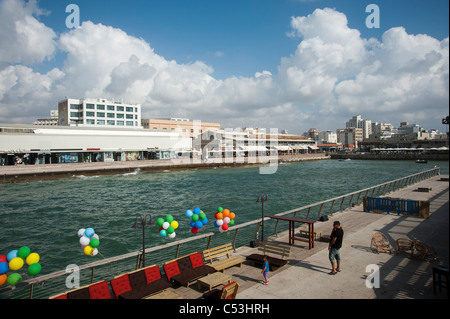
[246,241,291,270]
[202,243,245,272]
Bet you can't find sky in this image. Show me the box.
[0,0,448,135]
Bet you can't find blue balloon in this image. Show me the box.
[193,207,201,215]
[195,221,203,229]
[214,221,219,227]
[0,262,9,274]
[190,221,196,227]
[84,228,95,238]
[201,217,208,225]
[7,250,18,262]
[185,210,193,218]
[160,229,167,237]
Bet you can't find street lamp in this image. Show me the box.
[256,194,268,242]
[132,214,155,268]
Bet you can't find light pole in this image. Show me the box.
[132,214,155,268]
[256,194,268,242]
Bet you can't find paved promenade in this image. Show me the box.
[148,173,449,300]
[237,174,449,299]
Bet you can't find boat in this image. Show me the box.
[416,159,428,163]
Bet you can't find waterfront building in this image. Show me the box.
[317,143,343,152]
[196,129,317,158]
[346,115,372,139]
[32,110,59,126]
[58,97,142,129]
[0,124,191,165]
[141,118,220,138]
[316,130,337,144]
[337,127,363,149]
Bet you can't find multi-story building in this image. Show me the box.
[346,115,372,139]
[58,98,142,129]
[33,110,59,126]
[316,130,337,144]
[141,118,220,138]
[337,127,363,149]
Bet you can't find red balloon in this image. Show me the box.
[191,227,199,234]
[0,255,7,263]
[221,224,228,231]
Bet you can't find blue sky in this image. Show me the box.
[37,0,449,79]
[1,0,449,134]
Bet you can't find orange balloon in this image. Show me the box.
[222,209,230,217]
[229,212,235,219]
[0,274,7,286]
[215,213,223,220]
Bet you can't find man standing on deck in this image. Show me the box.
[328,221,343,275]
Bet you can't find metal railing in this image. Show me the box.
[1,167,440,299]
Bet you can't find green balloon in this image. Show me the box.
[7,273,22,286]
[156,217,164,227]
[90,238,100,248]
[229,219,235,226]
[167,226,174,234]
[191,214,199,222]
[217,207,223,213]
[165,215,174,223]
[199,212,206,220]
[18,246,31,259]
[28,263,42,276]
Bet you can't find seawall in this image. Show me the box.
[331,153,448,161]
[0,153,330,183]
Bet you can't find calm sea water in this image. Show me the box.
[0,159,447,277]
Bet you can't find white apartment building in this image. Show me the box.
[316,130,337,144]
[58,98,142,129]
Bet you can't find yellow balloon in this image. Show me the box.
[9,257,24,271]
[84,246,94,256]
[170,221,179,229]
[26,253,40,266]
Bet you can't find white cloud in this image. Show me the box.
[0,0,56,66]
[0,3,448,133]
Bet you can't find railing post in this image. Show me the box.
[317,203,324,219]
[232,229,239,252]
[306,207,312,219]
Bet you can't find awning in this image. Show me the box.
[238,145,268,152]
[271,145,292,151]
[290,145,308,150]
[308,145,319,150]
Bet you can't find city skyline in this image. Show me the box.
[0,0,448,135]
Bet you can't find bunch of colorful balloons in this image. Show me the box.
[0,246,41,286]
[186,207,208,234]
[157,215,178,239]
[214,207,236,232]
[78,227,100,256]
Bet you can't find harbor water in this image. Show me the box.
[0,159,448,295]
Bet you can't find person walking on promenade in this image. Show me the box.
[261,255,269,285]
[328,221,344,275]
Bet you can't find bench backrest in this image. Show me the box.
[203,243,233,263]
[258,242,290,259]
[163,260,181,281]
[110,274,132,299]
